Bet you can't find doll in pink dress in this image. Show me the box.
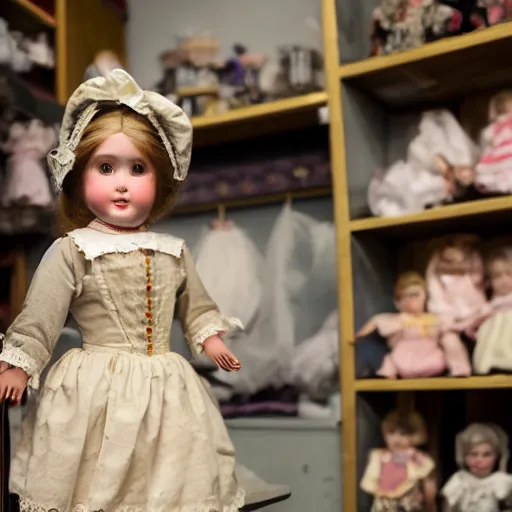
[361,410,437,512]
[472,244,512,374]
[356,271,447,379]
[426,234,489,376]
[1,119,55,207]
[474,89,512,194]
[442,423,512,512]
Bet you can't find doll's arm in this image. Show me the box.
[0,238,77,389]
[422,474,438,512]
[176,244,243,357]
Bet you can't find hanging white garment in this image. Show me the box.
[213,204,338,396]
[289,310,339,401]
[194,220,264,328]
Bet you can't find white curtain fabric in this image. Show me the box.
[212,204,338,396]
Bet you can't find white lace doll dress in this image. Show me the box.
[0,221,245,512]
[442,470,512,512]
[473,293,512,374]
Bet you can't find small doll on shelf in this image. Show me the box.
[426,234,488,376]
[0,70,245,511]
[441,423,512,512]
[361,410,437,512]
[356,271,447,379]
[474,89,512,195]
[472,244,512,374]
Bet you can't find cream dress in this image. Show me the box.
[0,221,245,512]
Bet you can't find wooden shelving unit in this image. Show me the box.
[322,0,512,508]
[191,91,327,129]
[10,0,56,27]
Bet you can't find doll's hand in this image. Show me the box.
[0,361,11,374]
[203,335,241,372]
[0,367,28,406]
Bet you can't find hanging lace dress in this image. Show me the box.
[212,203,338,397]
[194,219,265,329]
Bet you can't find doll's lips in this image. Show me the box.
[113,199,129,209]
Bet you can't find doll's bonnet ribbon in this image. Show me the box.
[47,69,192,193]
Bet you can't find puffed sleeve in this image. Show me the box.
[176,244,243,355]
[0,237,80,389]
[360,449,381,495]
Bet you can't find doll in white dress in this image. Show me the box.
[0,70,245,512]
[442,423,512,512]
[472,244,512,374]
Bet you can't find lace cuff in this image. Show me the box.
[185,313,244,355]
[0,343,42,389]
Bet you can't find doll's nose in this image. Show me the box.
[116,186,128,193]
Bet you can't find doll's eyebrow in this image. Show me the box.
[92,154,146,163]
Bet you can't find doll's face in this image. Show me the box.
[465,442,497,478]
[395,284,426,315]
[488,258,512,297]
[83,132,156,228]
[384,428,412,453]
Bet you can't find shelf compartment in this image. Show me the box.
[7,0,56,28]
[356,375,512,392]
[339,23,512,108]
[349,196,512,237]
[192,92,327,128]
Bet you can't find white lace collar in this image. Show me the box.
[68,227,184,260]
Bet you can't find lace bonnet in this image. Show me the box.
[47,68,192,193]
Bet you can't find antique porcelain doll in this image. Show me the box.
[472,244,512,374]
[474,90,512,195]
[361,410,436,512]
[441,423,512,512]
[426,234,488,376]
[356,271,447,379]
[0,69,245,511]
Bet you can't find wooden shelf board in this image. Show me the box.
[173,187,332,216]
[356,375,512,392]
[10,0,56,28]
[349,196,512,237]
[191,92,327,129]
[339,23,512,108]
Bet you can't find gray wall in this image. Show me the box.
[126,0,323,89]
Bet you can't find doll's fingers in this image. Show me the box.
[220,355,234,371]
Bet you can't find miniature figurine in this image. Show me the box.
[356,271,447,379]
[441,423,512,511]
[426,234,488,376]
[0,69,245,511]
[361,409,437,512]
